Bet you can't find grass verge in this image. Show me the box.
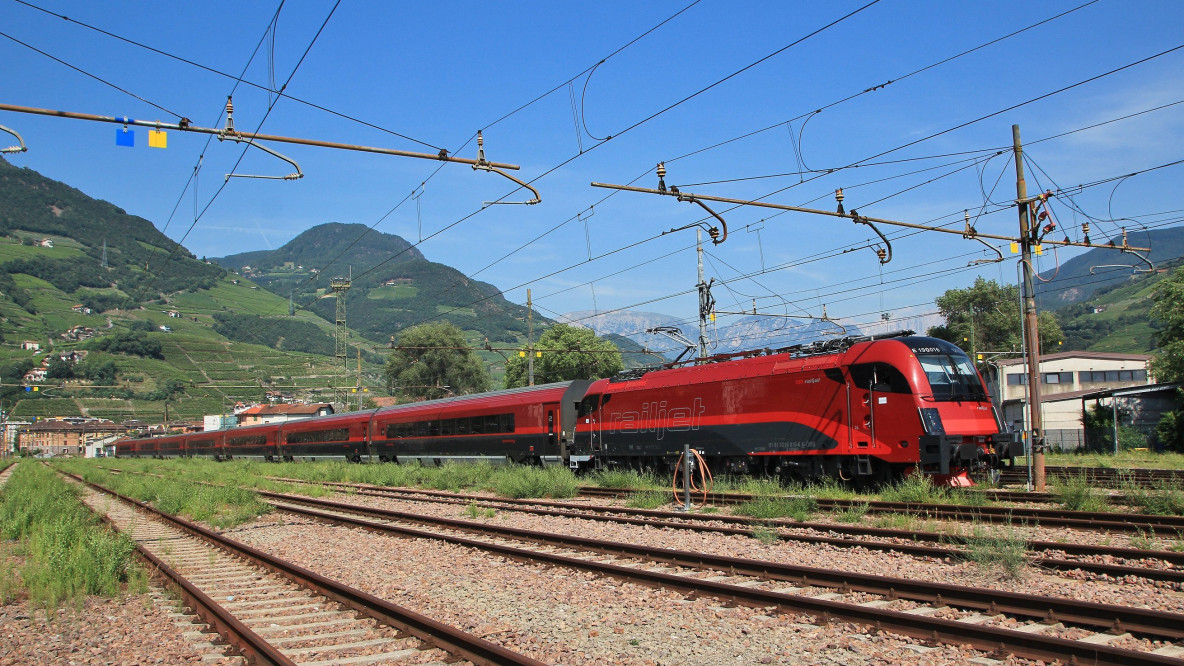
[0,463,146,609]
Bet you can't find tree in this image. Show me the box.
[45,356,76,380]
[928,277,1062,364]
[1149,267,1184,451]
[504,324,624,388]
[80,359,118,386]
[1149,266,1184,383]
[385,322,490,400]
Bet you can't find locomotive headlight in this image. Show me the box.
[918,407,945,435]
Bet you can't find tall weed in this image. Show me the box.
[0,463,139,609]
[1051,473,1109,512]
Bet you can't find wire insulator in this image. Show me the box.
[835,187,845,215]
[225,96,235,133]
[657,162,667,193]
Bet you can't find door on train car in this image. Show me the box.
[847,362,912,453]
[576,393,602,453]
[545,407,558,457]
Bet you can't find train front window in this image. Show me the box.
[917,353,987,401]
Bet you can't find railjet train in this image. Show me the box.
[116,332,1021,485]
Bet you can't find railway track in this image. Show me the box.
[62,470,545,666]
[999,466,1184,488]
[255,488,1184,665]
[266,477,1184,584]
[575,485,1184,534]
[95,469,1184,584]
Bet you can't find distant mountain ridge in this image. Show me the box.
[559,309,867,357]
[214,222,425,275]
[1035,226,1184,309]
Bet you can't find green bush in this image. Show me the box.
[879,473,949,504]
[962,524,1029,580]
[489,465,579,499]
[1121,478,1184,516]
[626,490,670,510]
[735,496,816,522]
[592,468,660,490]
[1051,473,1109,512]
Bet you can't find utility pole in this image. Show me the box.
[526,289,535,386]
[356,346,363,411]
[331,270,352,410]
[696,228,710,361]
[1013,125,1046,491]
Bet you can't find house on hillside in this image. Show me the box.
[22,368,46,384]
[20,341,40,351]
[61,325,96,341]
[237,403,334,426]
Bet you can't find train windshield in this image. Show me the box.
[917,353,987,402]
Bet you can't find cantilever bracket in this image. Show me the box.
[963,210,1003,265]
[676,194,728,244]
[473,131,540,206]
[1,124,28,154]
[1089,227,1155,274]
[1090,249,1155,275]
[218,134,303,182]
[849,210,892,264]
[654,163,726,244]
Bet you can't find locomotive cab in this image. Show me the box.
[904,338,1013,482]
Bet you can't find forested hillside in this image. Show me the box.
[212,223,536,344]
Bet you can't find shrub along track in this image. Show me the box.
[59,469,545,666]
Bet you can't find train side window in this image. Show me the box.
[428,420,440,436]
[577,395,601,418]
[456,418,470,435]
[502,413,515,433]
[848,363,911,393]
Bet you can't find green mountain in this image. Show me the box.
[211,222,534,345]
[1055,256,1182,354]
[1035,226,1184,310]
[0,156,224,306]
[0,158,379,422]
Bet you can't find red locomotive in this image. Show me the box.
[115,332,1018,485]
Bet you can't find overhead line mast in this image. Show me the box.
[593,132,1157,491]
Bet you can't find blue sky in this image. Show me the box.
[3,0,1183,343]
